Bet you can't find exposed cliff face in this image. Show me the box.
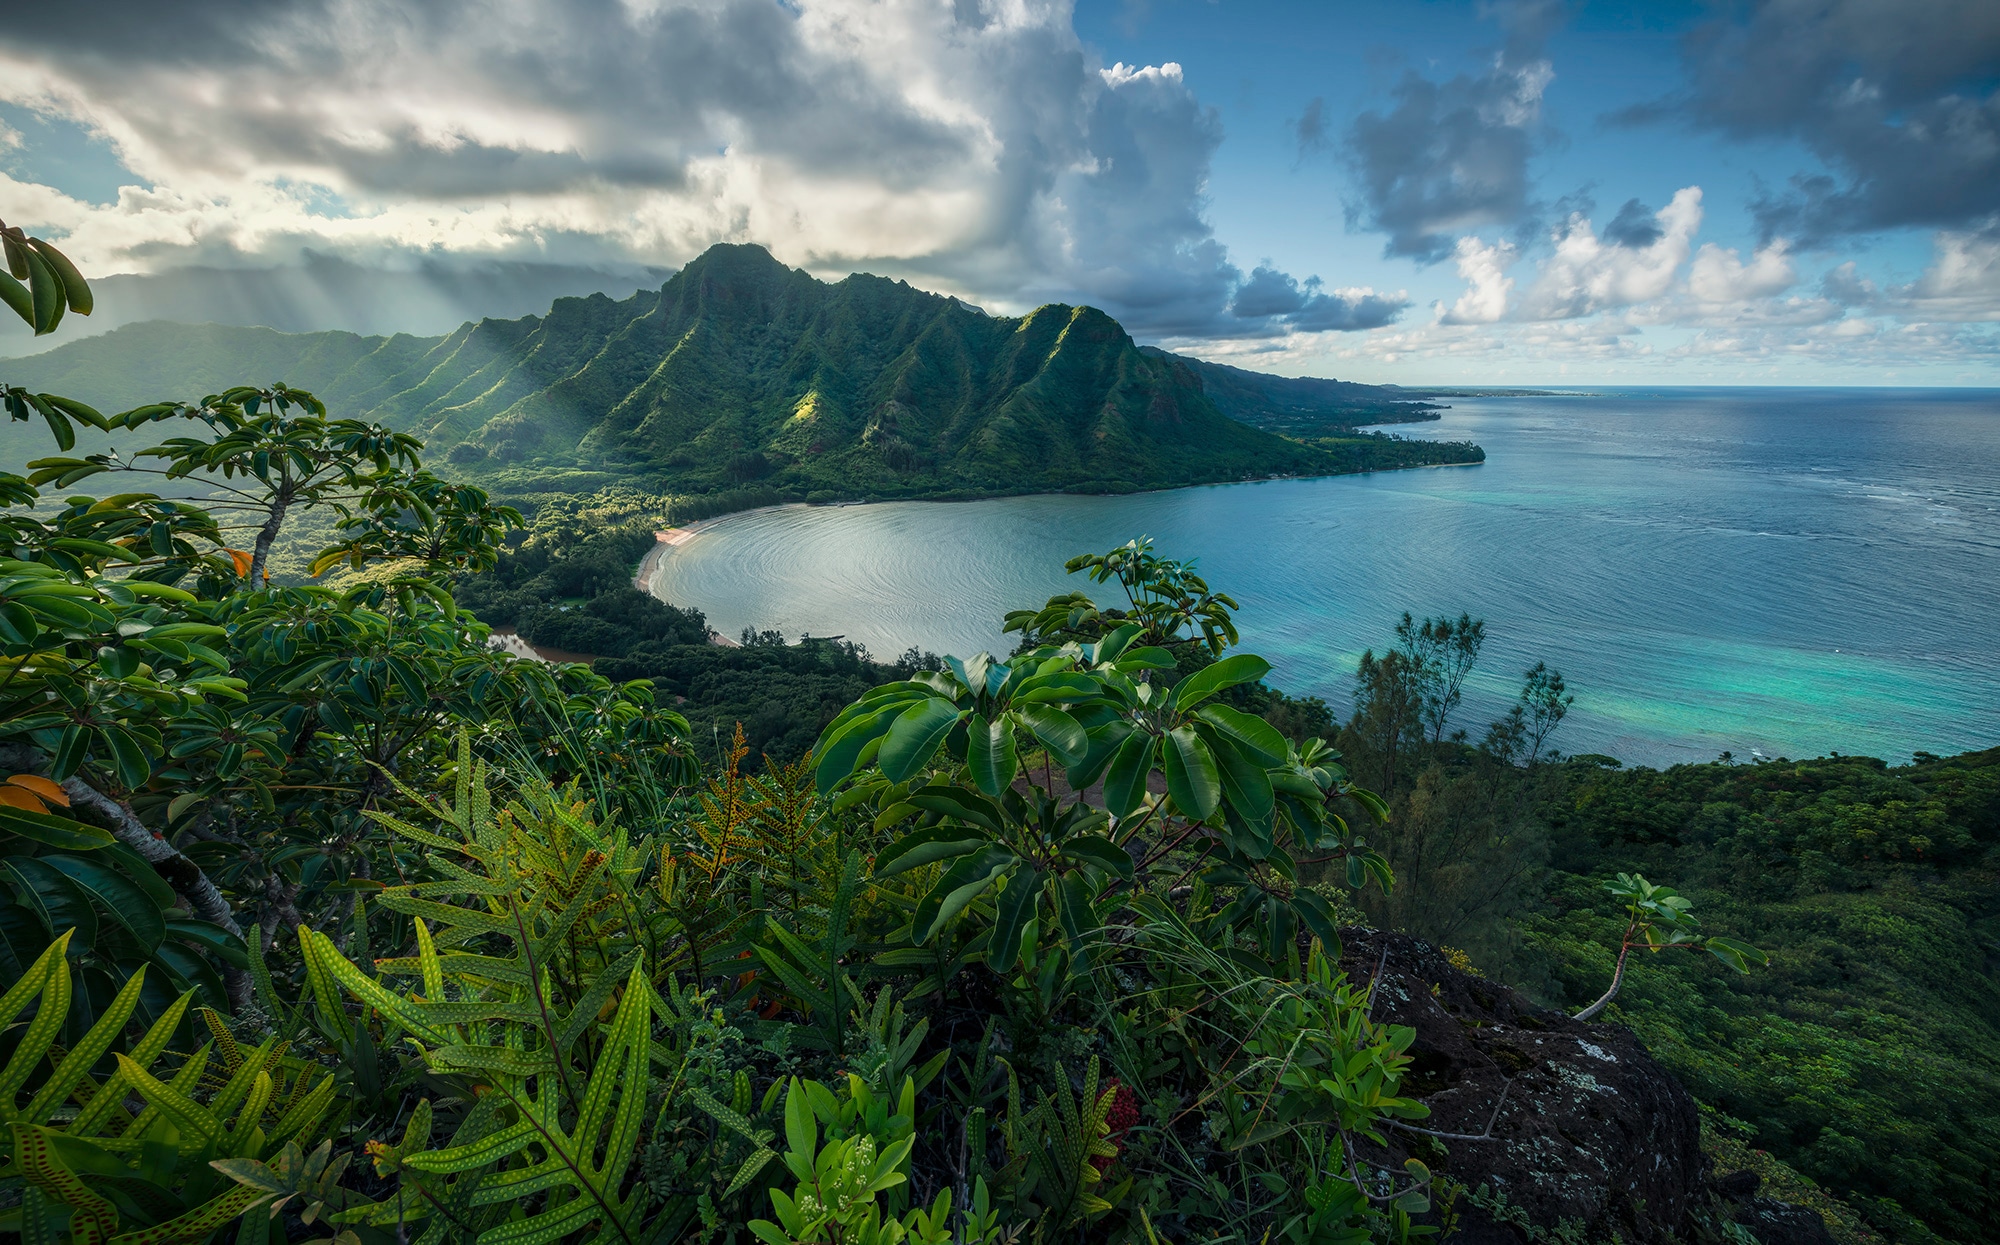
[1337,930,1829,1244]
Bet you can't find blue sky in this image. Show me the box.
[0,0,1995,383]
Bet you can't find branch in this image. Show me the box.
[1388,1079,1515,1142]
[1572,930,1634,1022]
[0,742,251,1009]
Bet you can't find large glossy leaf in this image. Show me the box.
[906,787,1007,835]
[0,805,115,851]
[872,824,991,878]
[44,855,167,951]
[878,699,964,785]
[1168,653,1272,712]
[1203,730,1275,821]
[1101,731,1155,820]
[1290,890,1345,955]
[1196,704,1289,767]
[1163,727,1221,820]
[965,713,1018,798]
[1058,835,1134,880]
[913,847,1014,943]
[1016,704,1089,768]
[1,857,97,946]
[1065,721,1134,791]
[813,707,897,794]
[987,868,1041,974]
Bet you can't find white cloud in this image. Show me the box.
[1436,235,1516,324]
[1891,221,2000,321]
[1688,239,1796,303]
[0,0,1342,339]
[1515,187,1703,320]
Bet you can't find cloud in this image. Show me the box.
[1293,97,1328,156]
[1668,0,2000,243]
[1688,240,1796,304]
[1600,199,1663,249]
[0,0,1336,342]
[1228,265,1409,333]
[1515,187,1702,320]
[1886,219,2000,321]
[1340,43,1553,261]
[0,254,675,356]
[1436,236,1516,324]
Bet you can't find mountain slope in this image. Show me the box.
[0,244,1471,495]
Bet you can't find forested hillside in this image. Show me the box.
[462,504,2000,1244]
[0,244,1479,496]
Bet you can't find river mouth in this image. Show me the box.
[643,389,2000,767]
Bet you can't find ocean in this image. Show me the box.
[646,388,2000,767]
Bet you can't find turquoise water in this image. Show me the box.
[648,389,2000,766]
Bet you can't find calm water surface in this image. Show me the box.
[649,389,2000,766]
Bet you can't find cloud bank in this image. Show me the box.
[0,0,1401,344]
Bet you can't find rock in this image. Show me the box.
[1734,1199,1838,1245]
[1716,1170,1762,1200]
[1333,929,1808,1244]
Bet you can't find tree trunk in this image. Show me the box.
[1573,941,1631,1022]
[246,484,293,585]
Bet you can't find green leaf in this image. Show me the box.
[965,713,1018,798]
[1195,704,1288,767]
[1203,730,1274,821]
[1,856,97,946]
[0,804,115,851]
[987,868,1040,974]
[1168,653,1271,712]
[905,787,1006,835]
[1057,836,1133,880]
[1016,704,1088,768]
[43,855,167,950]
[1065,720,1133,791]
[813,708,897,794]
[878,698,964,784]
[27,239,92,317]
[100,726,152,790]
[1101,731,1155,820]
[913,847,1015,943]
[873,824,990,878]
[0,269,32,327]
[23,246,64,335]
[1163,727,1221,820]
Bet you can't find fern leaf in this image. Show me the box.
[723,1147,778,1197]
[69,989,194,1138]
[106,1185,263,1245]
[13,1123,122,1244]
[401,1119,540,1174]
[113,1054,227,1150]
[23,965,145,1123]
[552,947,641,1055]
[0,934,73,1113]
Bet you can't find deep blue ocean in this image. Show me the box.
[647,389,2000,767]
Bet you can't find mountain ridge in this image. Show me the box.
[0,244,1474,496]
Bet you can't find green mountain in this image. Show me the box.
[0,244,1471,496]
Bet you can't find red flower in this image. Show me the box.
[1093,1078,1141,1173]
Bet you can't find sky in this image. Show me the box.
[0,0,1996,384]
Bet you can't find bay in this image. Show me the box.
[646,388,2000,767]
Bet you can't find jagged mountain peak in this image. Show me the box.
[0,249,1428,494]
